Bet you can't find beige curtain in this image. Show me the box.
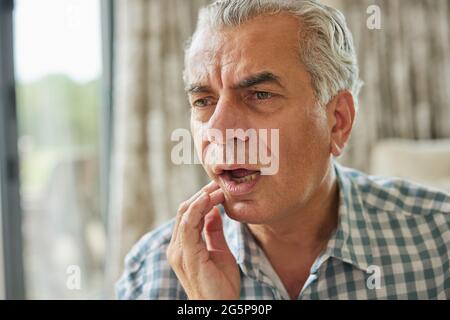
[334,0,450,170]
[105,0,209,292]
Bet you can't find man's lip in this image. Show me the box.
[212,165,261,176]
[218,170,261,196]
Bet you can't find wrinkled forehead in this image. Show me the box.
[184,14,302,86]
[185,27,244,86]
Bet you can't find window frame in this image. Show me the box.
[0,0,26,300]
[100,0,115,298]
[100,0,114,228]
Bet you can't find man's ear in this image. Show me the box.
[327,91,356,157]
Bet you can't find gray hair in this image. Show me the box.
[184,0,363,109]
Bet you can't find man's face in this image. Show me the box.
[186,13,333,224]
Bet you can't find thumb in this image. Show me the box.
[204,206,231,253]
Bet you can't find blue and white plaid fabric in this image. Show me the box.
[116,163,450,299]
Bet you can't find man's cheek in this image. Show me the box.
[191,121,208,163]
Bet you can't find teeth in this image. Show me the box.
[231,172,259,183]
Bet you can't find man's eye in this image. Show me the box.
[254,91,273,100]
[192,98,211,108]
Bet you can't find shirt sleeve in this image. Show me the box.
[115,219,187,300]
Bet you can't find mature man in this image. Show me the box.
[116,0,449,299]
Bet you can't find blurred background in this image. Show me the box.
[0,0,449,299]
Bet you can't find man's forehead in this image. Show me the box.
[186,44,263,89]
[186,14,301,85]
[185,52,295,91]
[188,27,228,60]
[188,13,300,54]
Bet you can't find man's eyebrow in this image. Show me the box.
[185,84,212,94]
[237,72,284,89]
[185,71,283,93]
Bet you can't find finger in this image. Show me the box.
[201,180,220,193]
[171,192,209,286]
[208,188,225,208]
[196,188,225,235]
[171,192,203,245]
[182,188,224,240]
[192,188,225,232]
[180,180,220,214]
[168,181,221,287]
[204,206,231,253]
[179,188,224,262]
[178,192,210,258]
[171,181,220,244]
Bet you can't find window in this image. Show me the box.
[12,0,107,299]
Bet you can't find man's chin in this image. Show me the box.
[222,199,271,224]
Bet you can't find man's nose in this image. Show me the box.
[206,97,248,145]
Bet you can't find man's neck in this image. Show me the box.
[246,164,340,299]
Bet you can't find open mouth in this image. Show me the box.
[217,168,261,196]
[223,169,261,183]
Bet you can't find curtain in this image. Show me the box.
[105,0,210,293]
[335,0,450,170]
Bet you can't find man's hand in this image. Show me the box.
[166,181,240,300]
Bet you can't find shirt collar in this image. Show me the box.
[326,161,373,272]
[222,161,373,281]
[223,214,265,280]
